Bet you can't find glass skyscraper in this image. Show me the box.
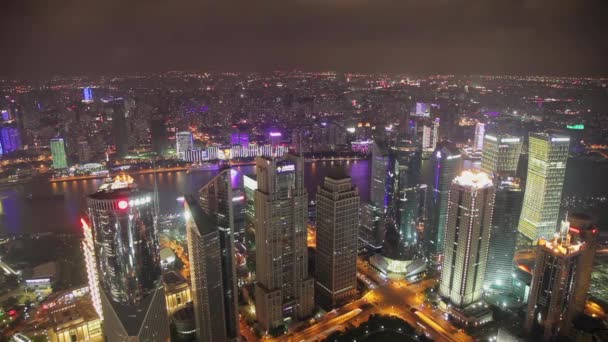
[175,131,193,160]
[518,133,570,242]
[426,140,462,256]
[481,133,522,178]
[86,175,169,341]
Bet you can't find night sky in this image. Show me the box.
[1,0,607,77]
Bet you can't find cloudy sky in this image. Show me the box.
[1,0,607,77]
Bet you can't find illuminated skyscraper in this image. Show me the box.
[473,122,485,151]
[481,133,522,178]
[197,169,239,341]
[315,171,360,309]
[86,175,169,341]
[176,131,193,160]
[518,133,570,242]
[81,218,102,319]
[381,142,425,271]
[421,118,440,152]
[567,213,599,320]
[0,124,21,154]
[426,140,462,255]
[484,178,523,292]
[370,140,391,208]
[50,138,68,169]
[185,170,239,342]
[83,87,94,103]
[439,170,495,325]
[254,155,314,331]
[525,220,586,340]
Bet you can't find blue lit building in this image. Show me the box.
[0,124,21,154]
[83,87,94,103]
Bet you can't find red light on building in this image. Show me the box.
[118,200,129,210]
[569,227,580,234]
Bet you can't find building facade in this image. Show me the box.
[315,173,360,309]
[525,220,585,340]
[176,131,193,160]
[518,133,570,243]
[51,138,68,169]
[439,171,495,313]
[254,155,314,331]
[86,175,169,341]
[480,133,522,178]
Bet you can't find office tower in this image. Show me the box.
[150,113,168,156]
[484,178,523,292]
[232,188,247,242]
[86,175,169,341]
[426,140,462,255]
[196,169,240,341]
[439,170,494,325]
[525,220,586,340]
[50,138,68,169]
[421,118,440,152]
[481,133,522,178]
[81,218,102,319]
[83,87,94,103]
[185,181,238,342]
[567,213,599,321]
[473,122,485,151]
[414,102,431,117]
[254,155,314,331]
[359,203,384,249]
[105,99,129,158]
[315,171,360,309]
[382,142,424,266]
[77,140,91,163]
[518,133,570,243]
[370,140,391,208]
[175,131,193,160]
[243,174,257,224]
[0,124,21,154]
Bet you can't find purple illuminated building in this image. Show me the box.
[0,125,21,154]
[268,131,282,146]
[230,133,249,146]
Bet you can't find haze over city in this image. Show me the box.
[1,1,608,342]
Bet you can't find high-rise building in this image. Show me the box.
[421,118,440,152]
[86,175,169,341]
[518,133,570,243]
[150,113,169,156]
[315,171,360,309]
[525,220,586,340]
[567,213,599,321]
[0,124,21,154]
[381,142,424,268]
[176,131,193,160]
[254,155,314,331]
[83,87,94,103]
[484,178,523,292]
[197,169,240,341]
[106,99,129,158]
[473,122,485,151]
[50,138,68,169]
[185,173,239,342]
[370,140,391,208]
[439,170,494,325]
[81,217,102,319]
[426,140,462,255]
[481,133,522,178]
[359,203,384,250]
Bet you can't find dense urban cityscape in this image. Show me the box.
[0,72,607,342]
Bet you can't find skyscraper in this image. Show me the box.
[439,170,494,325]
[106,99,129,158]
[150,113,168,156]
[176,131,193,160]
[81,218,102,319]
[0,124,21,154]
[254,155,314,331]
[197,169,239,341]
[370,140,391,208]
[185,181,238,342]
[50,138,68,169]
[525,220,586,340]
[484,178,523,292]
[315,171,360,309]
[426,140,462,255]
[518,133,570,243]
[481,133,522,178]
[473,122,485,151]
[421,118,440,153]
[86,175,169,341]
[381,142,424,270]
[567,213,599,321]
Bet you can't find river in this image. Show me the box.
[0,158,606,235]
